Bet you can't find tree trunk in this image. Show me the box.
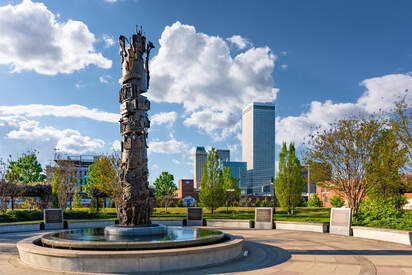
[165,199,168,214]
[11,197,14,211]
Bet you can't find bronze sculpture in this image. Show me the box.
[117,27,155,226]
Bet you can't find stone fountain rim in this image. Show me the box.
[40,226,224,250]
[18,232,242,256]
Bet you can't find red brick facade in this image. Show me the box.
[175,179,199,201]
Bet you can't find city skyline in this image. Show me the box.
[0,0,411,185]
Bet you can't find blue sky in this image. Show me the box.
[0,0,411,184]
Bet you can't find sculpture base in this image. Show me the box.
[104,224,167,236]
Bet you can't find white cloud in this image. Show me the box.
[280,64,288,69]
[112,140,121,151]
[75,82,85,89]
[0,104,119,123]
[99,75,112,83]
[150,111,177,127]
[148,138,187,155]
[172,159,181,164]
[150,22,278,140]
[281,51,287,56]
[227,35,251,50]
[0,0,111,75]
[102,34,114,48]
[276,73,412,146]
[1,115,104,154]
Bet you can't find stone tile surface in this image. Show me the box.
[0,228,411,274]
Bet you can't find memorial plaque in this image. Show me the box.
[44,208,64,229]
[256,208,272,223]
[187,207,203,226]
[255,207,273,229]
[330,208,352,236]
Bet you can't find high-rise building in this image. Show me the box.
[216,149,230,163]
[221,161,248,194]
[242,102,276,195]
[193,146,207,189]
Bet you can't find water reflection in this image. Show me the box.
[49,226,221,243]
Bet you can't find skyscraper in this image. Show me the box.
[216,149,230,163]
[242,102,276,195]
[193,146,207,189]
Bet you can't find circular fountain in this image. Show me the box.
[16,27,244,273]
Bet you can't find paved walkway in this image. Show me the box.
[1,228,412,274]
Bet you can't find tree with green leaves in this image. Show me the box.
[51,168,60,208]
[366,128,409,202]
[305,118,383,214]
[275,143,305,214]
[199,148,224,214]
[86,155,121,212]
[6,151,46,184]
[221,167,240,213]
[153,171,176,213]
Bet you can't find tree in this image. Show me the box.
[330,195,345,208]
[307,193,323,207]
[153,172,177,213]
[86,155,121,213]
[305,118,383,214]
[51,169,60,208]
[199,148,224,214]
[0,159,21,212]
[366,128,408,202]
[221,167,240,213]
[391,96,412,168]
[6,151,46,184]
[275,143,305,214]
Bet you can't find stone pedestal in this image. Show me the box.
[255,207,273,229]
[187,207,203,226]
[44,208,63,230]
[330,208,352,236]
[104,224,167,237]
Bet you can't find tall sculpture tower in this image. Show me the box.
[118,28,155,226]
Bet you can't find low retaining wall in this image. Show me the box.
[275,221,328,233]
[352,226,412,246]
[206,219,252,229]
[0,222,41,234]
[151,219,184,226]
[67,220,115,229]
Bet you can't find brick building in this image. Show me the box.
[175,179,199,206]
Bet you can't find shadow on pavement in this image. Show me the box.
[164,240,291,275]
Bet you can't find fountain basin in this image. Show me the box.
[17,228,243,273]
[41,226,224,250]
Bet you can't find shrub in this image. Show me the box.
[246,198,253,207]
[354,197,407,225]
[330,195,345,208]
[177,199,183,207]
[307,193,323,207]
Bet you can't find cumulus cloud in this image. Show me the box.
[280,64,288,69]
[148,138,187,154]
[102,34,114,48]
[0,0,111,75]
[0,115,104,154]
[0,104,119,123]
[227,35,251,49]
[149,22,278,140]
[276,73,412,146]
[150,111,177,127]
[112,140,121,151]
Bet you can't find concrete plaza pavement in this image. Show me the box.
[0,228,411,274]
